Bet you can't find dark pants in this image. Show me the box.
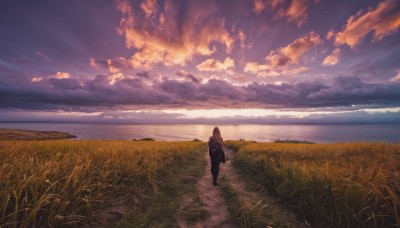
[210,156,220,180]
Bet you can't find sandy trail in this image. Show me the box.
[178,151,232,228]
[195,152,232,227]
[179,147,303,227]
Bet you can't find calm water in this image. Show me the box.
[1,122,399,143]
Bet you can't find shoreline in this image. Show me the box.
[0,128,77,140]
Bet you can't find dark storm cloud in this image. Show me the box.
[136,71,150,78]
[47,78,82,90]
[1,72,400,112]
[199,80,246,101]
[157,79,199,101]
[91,58,131,73]
[306,77,400,106]
[175,72,200,83]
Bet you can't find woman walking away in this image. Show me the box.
[208,127,225,186]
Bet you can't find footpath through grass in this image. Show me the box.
[219,176,289,227]
[0,140,206,227]
[225,140,400,228]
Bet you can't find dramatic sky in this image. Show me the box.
[1,0,400,123]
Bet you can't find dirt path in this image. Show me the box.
[178,148,304,227]
[178,151,232,228]
[195,152,232,227]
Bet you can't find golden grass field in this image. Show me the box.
[225,140,400,227]
[2,138,399,227]
[0,140,206,227]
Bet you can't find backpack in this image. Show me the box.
[208,138,225,163]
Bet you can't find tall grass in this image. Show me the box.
[225,141,400,227]
[218,176,296,227]
[0,140,206,227]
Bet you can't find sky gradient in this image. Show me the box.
[1,0,400,123]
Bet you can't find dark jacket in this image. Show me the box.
[208,137,225,163]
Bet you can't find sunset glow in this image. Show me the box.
[1,0,399,123]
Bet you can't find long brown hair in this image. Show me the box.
[212,127,222,141]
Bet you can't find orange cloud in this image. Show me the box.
[254,0,286,14]
[31,77,43,82]
[244,62,268,74]
[253,0,315,27]
[280,0,309,27]
[245,32,320,76]
[322,48,341,66]
[116,0,234,69]
[244,62,308,77]
[390,69,400,82]
[116,0,133,15]
[326,30,335,40]
[55,72,71,79]
[238,30,246,49]
[266,31,322,68]
[108,73,126,85]
[107,59,120,73]
[271,0,286,9]
[197,57,235,72]
[331,0,400,48]
[253,0,267,15]
[89,57,96,67]
[140,0,158,18]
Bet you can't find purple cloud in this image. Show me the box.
[1,72,400,112]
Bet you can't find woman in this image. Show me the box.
[208,127,225,186]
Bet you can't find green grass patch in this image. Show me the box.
[179,189,209,225]
[132,138,156,141]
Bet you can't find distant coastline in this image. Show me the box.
[0,128,77,140]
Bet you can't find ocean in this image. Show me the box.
[1,122,399,143]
